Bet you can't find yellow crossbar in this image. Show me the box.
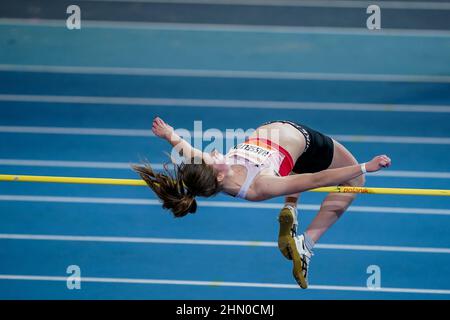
[0,174,147,186]
[1,174,449,196]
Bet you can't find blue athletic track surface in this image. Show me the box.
[0,0,449,300]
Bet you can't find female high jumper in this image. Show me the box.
[133,117,391,289]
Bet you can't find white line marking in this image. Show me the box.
[373,170,450,179]
[1,64,450,83]
[0,125,153,137]
[0,274,449,294]
[0,159,449,179]
[0,195,160,205]
[1,94,449,113]
[1,125,449,145]
[1,18,450,38]
[0,159,148,169]
[316,243,450,254]
[81,0,450,10]
[0,195,449,216]
[1,233,450,254]
[333,135,450,145]
[0,234,275,247]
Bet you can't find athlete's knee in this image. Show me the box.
[330,174,364,211]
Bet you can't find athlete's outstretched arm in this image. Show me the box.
[152,117,212,162]
[253,155,391,201]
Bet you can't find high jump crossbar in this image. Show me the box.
[1,174,449,197]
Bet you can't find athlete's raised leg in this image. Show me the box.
[305,140,365,242]
[283,140,365,289]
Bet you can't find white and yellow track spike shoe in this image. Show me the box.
[290,234,313,289]
[277,205,298,260]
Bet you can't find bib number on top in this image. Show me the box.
[227,143,276,166]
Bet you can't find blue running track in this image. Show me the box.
[0,11,449,299]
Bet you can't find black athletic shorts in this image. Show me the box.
[262,120,334,174]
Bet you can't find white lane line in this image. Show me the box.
[334,135,450,145]
[82,0,450,10]
[0,195,449,216]
[1,94,450,113]
[1,18,450,37]
[1,125,450,145]
[0,159,155,169]
[1,64,450,83]
[373,170,450,179]
[0,125,153,137]
[0,195,160,205]
[1,233,450,254]
[316,243,450,254]
[0,274,449,294]
[1,159,449,179]
[0,234,275,247]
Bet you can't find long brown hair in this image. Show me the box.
[132,157,222,218]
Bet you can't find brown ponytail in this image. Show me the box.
[132,158,221,218]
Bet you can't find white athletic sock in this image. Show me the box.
[284,204,296,211]
[303,232,315,252]
[284,196,298,209]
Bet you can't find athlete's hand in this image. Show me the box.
[152,117,174,140]
[365,155,391,172]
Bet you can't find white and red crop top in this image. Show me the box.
[224,138,294,199]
